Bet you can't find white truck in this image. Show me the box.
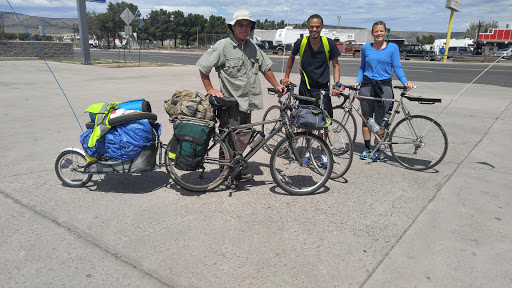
[273,27,355,55]
[273,26,339,55]
[433,38,474,55]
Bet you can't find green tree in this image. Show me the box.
[416,34,435,44]
[88,2,141,48]
[72,23,79,42]
[18,33,30,41]
[182,13,207,47]
[276,20,287,29]
[169,10,185,47]
[462,20,498,39]
[294,21,307,29]
[255,20,264,30]
[140,9,173,46]
[203,15,227,34]
[0,23,5,40]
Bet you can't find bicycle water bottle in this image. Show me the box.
[249,130,265,149]
[367,117,380,133]
[380,111,392,129]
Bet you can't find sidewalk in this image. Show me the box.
[0,60,510,287]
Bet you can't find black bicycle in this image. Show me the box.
[261,82,353,179]
[165,91,334,195]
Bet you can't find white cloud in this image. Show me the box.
[2,0,511,32]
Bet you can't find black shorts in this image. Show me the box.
[358,84,394,127]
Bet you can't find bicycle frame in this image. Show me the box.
[344,87,439,151]
[206,102,302,171]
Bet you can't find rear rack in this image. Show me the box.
[403,95,442,104]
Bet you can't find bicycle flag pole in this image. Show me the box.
[5,0,84,133]
[421,55,505,136]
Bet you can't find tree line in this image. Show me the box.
[85,1,291,48]
[0,0,501,46]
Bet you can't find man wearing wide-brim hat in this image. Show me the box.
[196,9,285,181]
[197,9,285,118]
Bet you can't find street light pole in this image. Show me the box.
[337,16,341,29]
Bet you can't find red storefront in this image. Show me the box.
[477,28,512,55]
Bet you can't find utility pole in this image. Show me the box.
[76,0,91,64]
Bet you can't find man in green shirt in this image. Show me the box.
[196,10,285,129]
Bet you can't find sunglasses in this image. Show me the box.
[236,22,252,29]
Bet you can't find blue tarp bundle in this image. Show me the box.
[80,119,161,161]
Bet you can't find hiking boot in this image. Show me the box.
[302,151,311,164]
[360,148,371,160]
[320,154,328,168]
[235,173,254,181]
[372,151,382,162]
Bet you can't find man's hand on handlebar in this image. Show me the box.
[276,86,286,97]
[281,77,291,87]
[404,82,414,91]
[207,88,223,98]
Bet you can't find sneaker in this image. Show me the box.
[302,151,311,164]
[360,148,371,160]
[372,151,381,162]
[320,154,328,167]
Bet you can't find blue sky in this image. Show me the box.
[2,0,511,32]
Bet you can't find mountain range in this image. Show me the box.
[0,11,464,42]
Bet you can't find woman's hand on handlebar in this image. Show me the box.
[207,88,223,98]
[405,82,415,91]
[353,83,359,89]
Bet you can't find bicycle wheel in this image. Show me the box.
[334,107,357,144]
[325,119,353,179]
[270,132,333,195]
[261,105,286,154]
[55,150,92,187]
[165,133,232,191]
[389,115,448,171]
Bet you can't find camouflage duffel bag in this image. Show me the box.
[164,89,214,120]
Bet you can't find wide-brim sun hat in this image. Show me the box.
[227,10,256,33]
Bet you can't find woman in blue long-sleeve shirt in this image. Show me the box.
[354,21,414,161]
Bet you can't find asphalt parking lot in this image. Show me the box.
[0,60,511,287]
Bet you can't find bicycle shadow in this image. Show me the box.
[83,170,170,194]
[355,147,441,174]
[173,161,271,197]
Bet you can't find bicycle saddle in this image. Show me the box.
[208,95,238,108]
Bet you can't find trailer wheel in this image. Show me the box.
[277,48,283,55]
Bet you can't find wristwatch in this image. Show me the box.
[334,82,343,91]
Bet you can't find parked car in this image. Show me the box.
[495,47,512,59]
[447,46,472,57]
[399,44,436,61]
[256,40,276,54]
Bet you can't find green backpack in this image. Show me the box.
[169,117,215,171]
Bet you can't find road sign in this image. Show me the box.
[125,25,132,35]
[120,8,135,25]
[446,0,462,12]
